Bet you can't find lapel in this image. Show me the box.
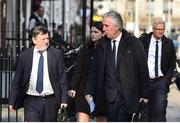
[98,38,107,59]
[106,39,115,68]
[116,30,131,66]
[161,36,166,66]
[98,37,107,51]
[26,48,34,75]
[145,33,152,56]
[47,47,53,78]
[98,38,108,68]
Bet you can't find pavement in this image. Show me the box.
[167,83,180,121]
[1,83,180,122]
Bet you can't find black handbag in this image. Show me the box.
[57,106,68,122]
[174,71,180,90]
[175,61,180,90]
[131,101,149,122]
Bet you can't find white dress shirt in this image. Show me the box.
[148,35,163,79]
[26,48,54,96]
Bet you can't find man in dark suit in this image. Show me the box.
[9,26,68,121]
[139,18,176,121]
[85,11,150,122]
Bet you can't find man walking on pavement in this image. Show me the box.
[139,18,176,121]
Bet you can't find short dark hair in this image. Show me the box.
[91,21,103,33]
[32,25,49,38]
[32,5,41,12]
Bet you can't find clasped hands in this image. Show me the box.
[139,98,148,103]
[68,90,76,98]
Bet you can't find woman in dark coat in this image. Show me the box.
[68,21,107,122]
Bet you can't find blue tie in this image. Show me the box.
[36,51,44,93]
[155,41,159,77]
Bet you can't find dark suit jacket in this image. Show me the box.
[86,29,150,114]
[9,47,68,109]
[139,32,176,80]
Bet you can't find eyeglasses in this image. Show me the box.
[153,28,165,31]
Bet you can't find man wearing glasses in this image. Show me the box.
[140,18,176,121]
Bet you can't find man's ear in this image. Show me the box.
[115,25,120,31]
[32,37,36,44]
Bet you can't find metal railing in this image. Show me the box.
[0,54,25,121]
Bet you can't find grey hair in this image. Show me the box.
[152,18,165,28]
[103,11,123,31]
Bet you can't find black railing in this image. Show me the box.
[0,54,25,121]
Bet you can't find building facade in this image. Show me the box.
[94,0,180,37]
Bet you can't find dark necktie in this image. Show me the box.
[155,41,159,77]
[36,51,44,93]
[112,40,116,67]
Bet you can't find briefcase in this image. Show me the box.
[174,71,180,90]
[131,101,149,122]
[175,62,180,90]
[57,106,68,122]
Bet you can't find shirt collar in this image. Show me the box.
[34,47,39,53]
[34,47,47,54]
[111,32,122,43]
[151,35,162,44]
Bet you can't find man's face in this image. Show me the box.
[102,16,119,39]
[33,33,49,51]
[153,23,165,39]
[38,7,45,17]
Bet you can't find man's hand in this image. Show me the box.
[139,98,149,103]
[9,105,16,112]
[68,90,76,98]
[60,103,68,109]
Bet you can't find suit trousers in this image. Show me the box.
[149,78,169,122]
[106,93,132,122]
[24,95,59,122]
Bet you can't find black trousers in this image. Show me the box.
[24,95,59,122]
[149,78,169,122]
[106,94,132,122]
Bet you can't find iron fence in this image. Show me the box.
[0,53,25,121]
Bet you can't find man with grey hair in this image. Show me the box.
[139,18,176,121]
[85,11,150,121]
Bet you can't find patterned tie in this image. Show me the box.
[36,51,44,93]
[112,40,116,67]
[155,41,159,77]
